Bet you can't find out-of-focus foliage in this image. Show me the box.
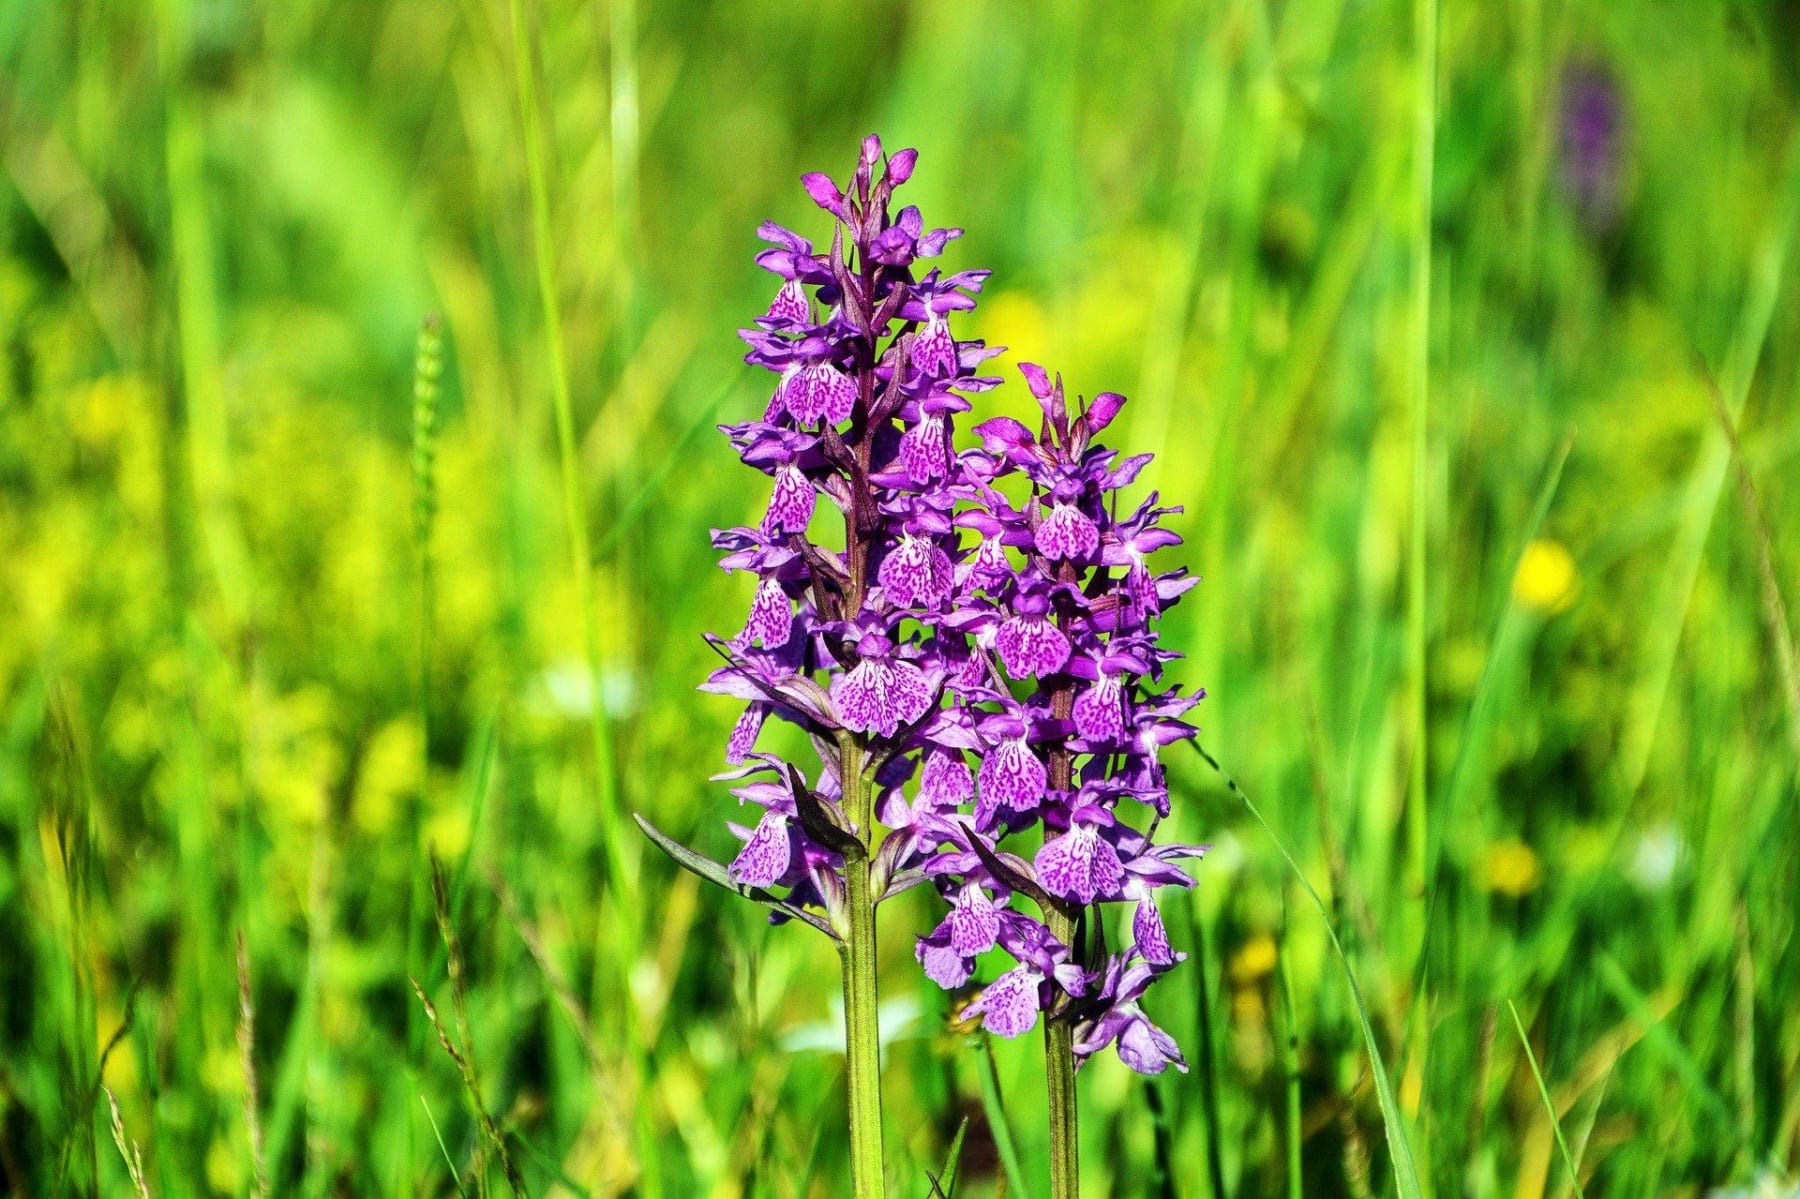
[3,1,1800,1195]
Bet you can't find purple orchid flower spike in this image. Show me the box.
[638,137,1204,1199]
[899,360,1206,1196]
[635,137,1010,1199]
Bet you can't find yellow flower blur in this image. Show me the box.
[1512,539,1579,615]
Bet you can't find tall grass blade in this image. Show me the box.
[1186,896,1228,1199]
[506,0,631,899]
[1592,954,1737,1138]
[1189,742,1426,1199]
[976,1041,1036,1199]
[236,932,269,1199]
[1506,1001,1586,1199]
[418,1095,466,1198]
[1701,362,1800,759]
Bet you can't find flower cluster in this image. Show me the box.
[908,366,1207,1074]
[702,134,1001,923]
[697,137,1205,1076]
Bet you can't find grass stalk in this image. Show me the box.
[1506,1002,1586,1199]
[235,932,269,1198]
[1703,365,1800,759]
[1187,895,1228,1199]
[411,978,524,1198]
[103,1088,152,1199]
[1404,0,1438,961]
[1191,742,1425,1199]
[506,0,629,894]
[1279,917,1304,1199]
[1403,3,1440,1177]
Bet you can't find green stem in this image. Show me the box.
[1279,919,1304,1199]
[839,742,886,1198]
[1043,906,1078,1199]
[508,0,628,891]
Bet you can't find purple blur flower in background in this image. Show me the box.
[1559,59,1627,236]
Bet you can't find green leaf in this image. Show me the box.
[924,1116,969,1198]
[976,1040,1036,1199]
[633,813,840,940]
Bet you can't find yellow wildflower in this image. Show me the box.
[1479,838,1542,897]
[1513,539,1578,614]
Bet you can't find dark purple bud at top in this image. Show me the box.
[887,147,918,186]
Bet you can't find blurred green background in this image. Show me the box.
[5,0,1800,1195]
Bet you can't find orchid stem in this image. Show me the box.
[1044,906,1079,1199]
[839,741,886,1198]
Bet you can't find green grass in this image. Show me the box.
[3,0,1800,1195]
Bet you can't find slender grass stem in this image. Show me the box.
[1188,897,1228,1199]
[1404,0,1437,923]
[1279,914,1303,1199]
[509,10,662,1187]
[1506,1002,1586,1199]
[507,0,628,892]
[1404,0,1439,1165]
[1192,741,1425,1199]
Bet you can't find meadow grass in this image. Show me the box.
[3,0,1800,1195]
